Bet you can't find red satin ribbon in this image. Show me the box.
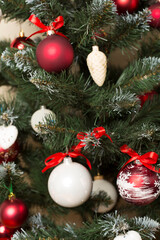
[42,151,91,173]
[27,14,67,39]
[120,144,160,173]
[74,126,113,151]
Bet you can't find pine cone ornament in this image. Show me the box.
[87,46,107,87]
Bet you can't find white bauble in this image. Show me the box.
[31,106,56,134]
[92,175,117,213]
[0,125,18,149]
[114,231,142,240]
[48,157,92,207]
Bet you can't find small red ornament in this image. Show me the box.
[113,0,139,14]
[149,3,160,28]
[10,30,34,50]
[0,222,15,239]
[0,141,19,163]
[117,161,160,205]
[36,34,74,73]
[0,195,28,229]
[138,90,157,107]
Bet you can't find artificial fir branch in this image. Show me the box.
[116,57,160,94]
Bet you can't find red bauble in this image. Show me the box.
[10,30,34,50]
[113,0,139,14]
[0,198,28,228]
[149,3,160,28]
[117,162,160,205]
[138,90,157,107]
[0,222,15,239]
[0,141,19,163]
[36,34,74,73]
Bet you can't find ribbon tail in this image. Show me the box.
[69,152,92,170]
[55,31,68,39]
[42,166,50,173]
[26,29,47,40]
[105,133,113,143]
[141,163,160,173]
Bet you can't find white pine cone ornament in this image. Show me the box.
[87,45,107,87]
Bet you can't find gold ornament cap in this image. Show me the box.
[19,30,24,37]
[94,173,104,180]
[8,192,16,201]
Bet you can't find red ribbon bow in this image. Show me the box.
[120,144,160,173]
[42,150,91,173]
[74,126,113,152]
[27,14,67,39]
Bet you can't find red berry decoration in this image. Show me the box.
[113,0,139,14]
[0,141,19,163]
[149,3,160,28]
[0,195,28,229]
[10,30,34,50]
[117,161,160,205]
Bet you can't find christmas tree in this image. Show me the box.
[0,0,160,239]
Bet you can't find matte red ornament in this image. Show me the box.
[149,3,160,28]
[0,198,28,228]
[0,222,15,239]
[117,161,160,205]
[113,0,139,14]
[36,34,74,73]
[138,90,157,107]
[10,30,34,50]
[0,141,19,163]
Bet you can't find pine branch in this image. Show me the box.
[116,57,160,94]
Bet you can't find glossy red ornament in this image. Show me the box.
[138,90,157,107]
[113,0,139,14]
[36,34,74,73]
[0,222,15,239]
[149,3,160,28]
[0,141,19,163]
[117,161,160,205]
[10,30,34,50]
[0,198,28,228]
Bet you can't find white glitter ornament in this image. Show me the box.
[86,45,107,87]
[48,157,92,207]
[31,106,56,134]
[92,174,117,213]
[114,230,142,240]
[0,125,18,150]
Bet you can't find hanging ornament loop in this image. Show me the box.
[26,15,68,40]
[120,144,160,173]
[42,150,91,173]
[75,126,113,151]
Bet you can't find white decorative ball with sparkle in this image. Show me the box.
[114,230,142,240]
[92,175,117,213]
[48,157,93,207]
[31,106,56,134]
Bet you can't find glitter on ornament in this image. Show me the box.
[117,162,160,205]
